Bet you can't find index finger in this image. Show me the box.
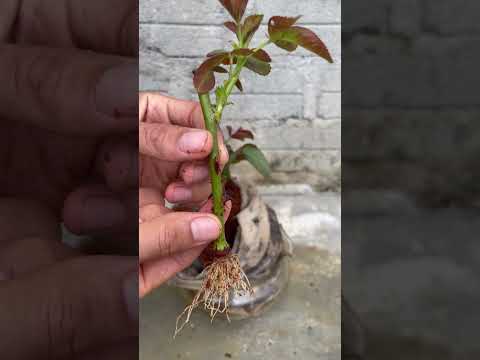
[13,0,137,56]
[139,92,205,129]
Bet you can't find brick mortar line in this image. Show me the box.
[141,23,341,28]
[140,21,340,26]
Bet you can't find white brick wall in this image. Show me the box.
[139,0,341,187]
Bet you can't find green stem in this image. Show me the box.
[196,39,272,252]
[198,93,229,251]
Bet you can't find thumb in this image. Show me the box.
[0,256,138,360]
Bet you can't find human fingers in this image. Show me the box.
[139,212,221,263]
[139,200,232,297]
[165,181,212,204]
[0,45,137,134]
[139,92,204,128]
[139,122,212,161]
[96,136,138,192]
[63,185,130,235]
[11,0,137,56]
[178,135,228,185]
[139,246,204,298]
[0,256,138,360]
[139,188,168,223]
[0,236,75,278]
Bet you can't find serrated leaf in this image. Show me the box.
[291,26,333,62]
[231,127,254,141]
[253,49,272,62]
[235,79,244,92]
[245,56,271,76]
[193,53,229,93]
[219,0,248,22]
[234,144,271,178]
[242,14,263,43]
[224,21,237,34]
[213,66,228,73]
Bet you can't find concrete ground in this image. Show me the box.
[140,186,341,360]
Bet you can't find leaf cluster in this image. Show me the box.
[193,0,333,94]
[223,127,271,179]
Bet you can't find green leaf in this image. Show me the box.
[234,144,271,178]
[245,56,271,76]
[219,0,248,22]
[242,14,263,43]
[193,53,229,93]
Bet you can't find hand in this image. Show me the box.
[0,199,138,360]
[0,2,138,358]
[0,0,137,218]
[138,92,230,296]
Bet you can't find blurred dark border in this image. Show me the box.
[342,1,480,359]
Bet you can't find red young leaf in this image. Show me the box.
[267,16,333,63]
[213,66,228,73]
[235,79,244,92]
[221,57,238,65]
[268,15,302,35]
[231,48,253,57]
[207,49,229,57]
[231,127,254,141]
[291,26,333,62]
[224,21,237,34]
[193,53,229,93]
[242,14,263,43]
[219,0,248,22]
[253,49,272,63]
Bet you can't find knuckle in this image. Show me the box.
[20,52,66,115]
[44,287,90,358]
[144,124,167,156]
[156,222,176,256]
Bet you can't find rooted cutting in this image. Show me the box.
[175,0,333,335]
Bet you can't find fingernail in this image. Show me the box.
[123,272,139,324]
[96,63,138,118]
[168,184,192,202]
[83,196,127,230]
[191,216,221,243]
[178,131,209,154]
